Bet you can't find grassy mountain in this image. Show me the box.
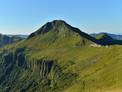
[28,20,98,46]
[91,32,122,40]
[91,33,122,45]
[0,20,122,92]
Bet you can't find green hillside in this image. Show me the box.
[92,33,122,45]
[0,20,122,92]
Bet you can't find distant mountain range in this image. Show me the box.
[90,32,122,45]
[8,35,28,39]
[90,32,122,40]
[0,34,27,47]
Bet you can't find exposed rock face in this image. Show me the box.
[0,42,77,92]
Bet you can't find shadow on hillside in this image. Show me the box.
[98,40,122,46]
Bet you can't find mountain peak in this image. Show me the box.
[96,33,113,40]
[28,20,69,38]
[51,20,66,24]
[28,20,97,46]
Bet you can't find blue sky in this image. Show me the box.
[0,0,122,34]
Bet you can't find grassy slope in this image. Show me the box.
[64,45,122,92]
[0,21,122,91]
[2,37,122,92]
[28,44,122,92]
[0,29,95,92]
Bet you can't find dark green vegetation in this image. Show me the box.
[0,20,122,92]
